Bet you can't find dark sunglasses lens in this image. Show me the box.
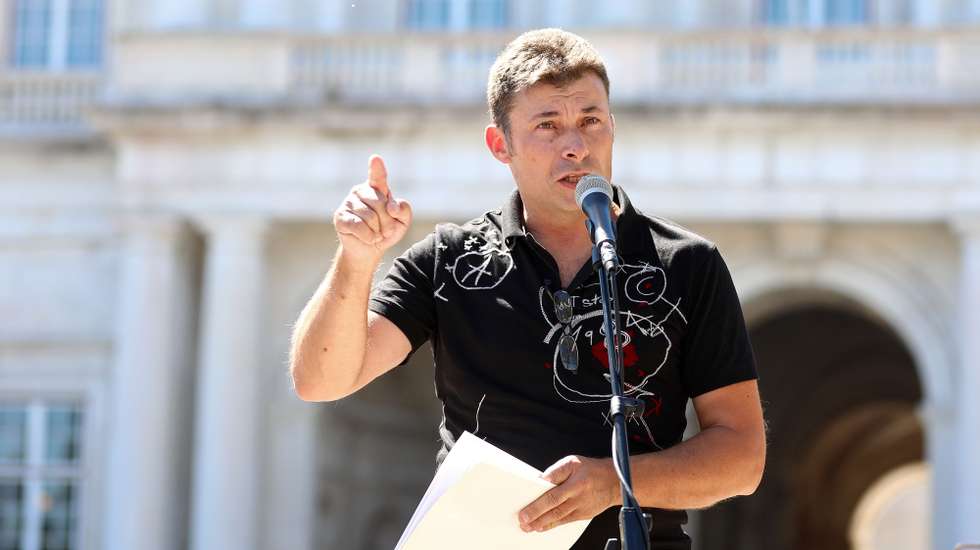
[554,290,573,324]
[559,333,578,374]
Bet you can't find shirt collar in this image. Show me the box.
[500,185,650,254]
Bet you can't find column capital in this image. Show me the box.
[117,211,188,236]
[950,214,980,239]
[116,212,192,256]
[190,214,270,239]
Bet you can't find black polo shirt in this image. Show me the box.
[369,186,757,549]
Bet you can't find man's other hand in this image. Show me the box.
[518,455,618,533]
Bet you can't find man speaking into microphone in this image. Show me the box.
[289,28,766,549]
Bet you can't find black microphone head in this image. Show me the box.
[575,174,613,209]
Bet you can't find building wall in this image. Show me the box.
[0,140,117,550]
[3,1,980,549]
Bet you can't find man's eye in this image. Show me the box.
[584,117,601,126]
[537,121,556,130]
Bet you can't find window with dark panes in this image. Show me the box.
[404,0,508,30]
[468,0,508,29]
[825,0,867,24]
[10,0,104,69]
[66,0,104,67]
[761,0,871,26]
[11,0,52,67]
[405,0,450,29]
[0,403,83,550]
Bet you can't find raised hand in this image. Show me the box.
[333,155,413,263]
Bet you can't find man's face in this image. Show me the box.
[486,72,614,220]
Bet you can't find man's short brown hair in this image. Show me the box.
[487,28,610,138]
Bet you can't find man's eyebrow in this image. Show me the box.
[531,110,561,119]
[531,105,603,119]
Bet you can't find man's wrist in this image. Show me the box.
[334,244,384,276]
[604,457,622,510]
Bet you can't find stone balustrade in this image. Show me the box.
[7,28,980,131]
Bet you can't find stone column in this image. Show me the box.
[0,5,8,63]
[104,215,197,550]
[189,216,269,550]
[953,216,980,546]
[925,402,958,550]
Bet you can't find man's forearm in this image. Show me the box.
[289,246,381,401]
[622,424,765,510]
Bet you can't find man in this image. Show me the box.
[290,29,766,549]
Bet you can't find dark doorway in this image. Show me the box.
[697,297,923,550]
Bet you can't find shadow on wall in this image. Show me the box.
[313,343,442,549]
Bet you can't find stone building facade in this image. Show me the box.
[1,1,979,549]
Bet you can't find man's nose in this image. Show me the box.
[562,130,589,161]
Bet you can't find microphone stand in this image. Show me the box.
[586,220,652,550]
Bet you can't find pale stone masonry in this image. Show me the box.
[2,1,980,550]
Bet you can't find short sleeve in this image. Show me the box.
[368,232,438,364]
[680,246,758,397]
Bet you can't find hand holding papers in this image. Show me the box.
[395,432,591,549]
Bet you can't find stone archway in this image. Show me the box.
[697,295,923,550]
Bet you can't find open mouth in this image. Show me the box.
[558,173,588,185]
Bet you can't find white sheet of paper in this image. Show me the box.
[394,432,590,549]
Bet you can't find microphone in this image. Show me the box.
[575,175,619,271]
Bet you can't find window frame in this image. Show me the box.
[760,0,874,27]
[9,0,105,70]
[402,0,509,31]
[0,373,106,550]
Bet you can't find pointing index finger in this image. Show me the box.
[367,154,390,197]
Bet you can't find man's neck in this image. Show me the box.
[523,207,593,252]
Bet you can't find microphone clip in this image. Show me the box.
[586,219,621,272]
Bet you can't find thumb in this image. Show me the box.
[541,458,577,485]
[390,198,412,224]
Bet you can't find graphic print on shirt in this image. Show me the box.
[442,218,515,291]
[540,261,688,449]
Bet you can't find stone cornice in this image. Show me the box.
[88,98,490,137]
[88,97,980,137]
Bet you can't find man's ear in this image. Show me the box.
[610,113,616,141]
[485,124,512,164]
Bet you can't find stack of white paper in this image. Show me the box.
[395,431,591,549]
